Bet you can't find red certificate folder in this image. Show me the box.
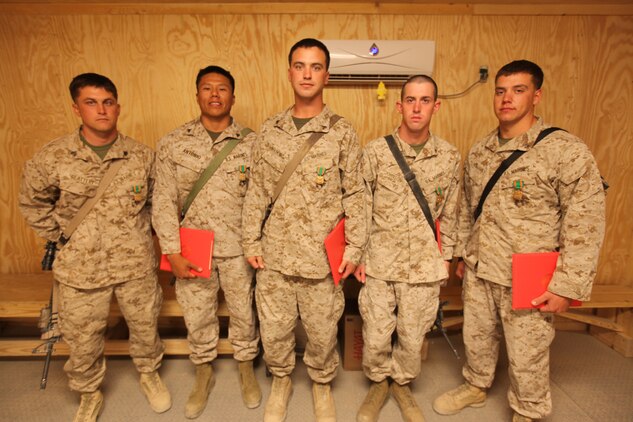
[160,227,214,279]
[324,218,346,286]
[512,252,581,310]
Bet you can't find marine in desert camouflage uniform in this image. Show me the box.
[151,66,261,418]
[242,38,366,422]
[19,73,170,422]
[355,75,461,422]
[433,60,606,422]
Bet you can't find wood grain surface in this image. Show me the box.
[1,12,631,292]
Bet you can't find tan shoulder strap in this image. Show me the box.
[271,115,341,203]
[61,159,125,243]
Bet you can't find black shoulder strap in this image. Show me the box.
[473,127,564,222]
[385,135,438,242]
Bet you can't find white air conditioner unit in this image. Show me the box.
[322,40,435,84]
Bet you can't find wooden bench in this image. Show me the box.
[0,272,233,357]
[437,284,633,356]
[2,274,632,357]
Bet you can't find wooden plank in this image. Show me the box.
[473,3,633,15]
[581,285,633,309]
[613,333,633,357]
[0,2,631,16]
[0,2,474,15]
[442,316,464,328]
[440,286,464,311]
[0,338,234,357]
[0,273,229,318]
[558,311,624,331]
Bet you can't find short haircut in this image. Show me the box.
[288,38,330,70]
[69,73,118,101]
[196,65,235,93]
[495,60,544,89]
[400,74,438,100]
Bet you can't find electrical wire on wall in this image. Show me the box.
[439,66,489,99]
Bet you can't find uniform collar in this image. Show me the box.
[187,117,245,145]
[275,105,335,136]
[393,129,438,160]
[70,127,130,162]
[485,116,545,153]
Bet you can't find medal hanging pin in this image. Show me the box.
[435,187,444,207]
[239,165,247,183]
[316,167,326,187]
[512,180,525,203]
[132,185,143,202]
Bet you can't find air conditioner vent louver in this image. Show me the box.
[322,40,435,85]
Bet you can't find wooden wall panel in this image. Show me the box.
[1,12,632,289]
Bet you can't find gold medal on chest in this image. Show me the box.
[132,185,144,202]
[238,165,247,183]
[435,187,444,206]
[316,167,326,186]
[512,180,525,203]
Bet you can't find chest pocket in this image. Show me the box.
[374,162,407,212]
[223,160,250,197]
[498,164,544,214]
[377,162,406,194]
[59,176,97,213]
[173,154,203,188]
[418,165,452,214]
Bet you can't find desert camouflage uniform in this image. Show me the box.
[242,105,366,383]
[456,117,606,418]
[19,129,164,392]
[152,118,259,363]
[359,130,460,385]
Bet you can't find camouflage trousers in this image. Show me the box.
[175,255,259,364]
[57,273,164,393]
[256,267,344,383]
[359,276,439,385]
[462,269,555,418]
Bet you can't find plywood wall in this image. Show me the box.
[1,11,631,288]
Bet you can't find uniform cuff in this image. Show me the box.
[343,246,362,265]
[243,242,263,258]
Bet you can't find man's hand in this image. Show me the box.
[339,260,357,281]
[531,291,572,313]
[455,260,466,279]
[247,256,265,269]
[167,253,202,279]
[354,264,366,284]
[440,260,451,287]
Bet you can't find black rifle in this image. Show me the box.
[432,300,460,359]
[33,241,61,389]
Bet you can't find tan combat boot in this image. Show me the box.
[185,362,215,419]
[356,379,389,422]
[432,382,486,415]
[263,375,292,422]
[512,412,534,422]
[139,371,172,413]
[391,382,425,422]
[238,360,262,408]
[73,390,103,422]
[312,382,336,422]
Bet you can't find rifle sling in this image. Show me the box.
[473,127,563,222]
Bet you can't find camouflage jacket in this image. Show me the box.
[152,118,256,258]
[362,130,460,284]
[242,105,367,278]
[19,129,156,289]
[457,117,606,300]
